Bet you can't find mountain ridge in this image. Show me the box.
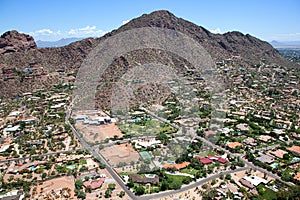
[0,10,292,101]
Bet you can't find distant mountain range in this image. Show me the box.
[36,37,84,48]
[270,40,300,48]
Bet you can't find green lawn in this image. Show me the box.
[119,171,137,176]
[166,174,191,183]
[180,168,198,176]
[258,186,277,200]
[79,159,87,165]
[197,151,217,157]
[118,119,166,136]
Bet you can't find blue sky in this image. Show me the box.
[0,0,299,42]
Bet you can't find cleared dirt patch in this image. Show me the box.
[33,176,76,199]
[100,143,140,168]
[76,122,123,144]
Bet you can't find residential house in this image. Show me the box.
[195,155,228,164]
[256,153,274,164]
[73,115,88,122]
[243,137,257,146]
[129,174,159,184]
[163,162,190,170]
[243,175,269,187]
[273,119,292,129]
[18,117,38,124]
[5,125,20,132]
[198,157,213,165]
[294,172,300,181]
[83,178,106,190]
[236,123,249,131]
[227,142,243,149]
[287,146,300,156]
[207,156,228,163]
[8,111,21,117]
[258,135,273,143]
[239,178,254,189]
[204,130,217,135]
[134,139,161,149]
[0,190,23,200]
[270,149,288,159]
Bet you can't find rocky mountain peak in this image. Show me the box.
[0,30,37,54]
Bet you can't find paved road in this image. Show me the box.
[66,108,138,200]
[139,167,250,200]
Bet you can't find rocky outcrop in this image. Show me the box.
[0,30,37,54]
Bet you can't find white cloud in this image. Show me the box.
[35,29,54,34]
[209,28,222,34]
[29,25,107,41]
[122,20,130,25]
[79,25,96,31]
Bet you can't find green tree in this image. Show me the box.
[75,179,83,190]
[119,191,125,198]
[105,189,112,198]
[77,191,86,199]
[211,179,217,185]
[42,173,47,179]
[225,174,231,180]
[160,180,169,191]
[108,183,116,190]
[156,133,169,145]
[127,179,134,188]
[135,186,145,195]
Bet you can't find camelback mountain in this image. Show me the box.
[0,10,291,108]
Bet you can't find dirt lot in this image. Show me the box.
[100,143,140,168]
[32,176,76,199]
[76,122,123,144]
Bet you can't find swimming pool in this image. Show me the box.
[291,157,300,162]
[270,163,278,168]
[67,165,76,170]
[145,174,155,178]
[28,166,38,171]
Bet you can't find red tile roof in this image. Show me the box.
[163,162,190,170]
[83,178,105,189]
[217,157,228,163]
[294,172,300,181]
[204,130,217,135]
[227,142,243,149]
[200,157,213,164]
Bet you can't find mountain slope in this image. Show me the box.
[114,10,286,65]
[0,10,292,102]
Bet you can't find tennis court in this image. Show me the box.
[139,151,152,161]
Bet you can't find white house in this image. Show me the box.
[243,175,268,186]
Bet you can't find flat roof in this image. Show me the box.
[243,175,268,186]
